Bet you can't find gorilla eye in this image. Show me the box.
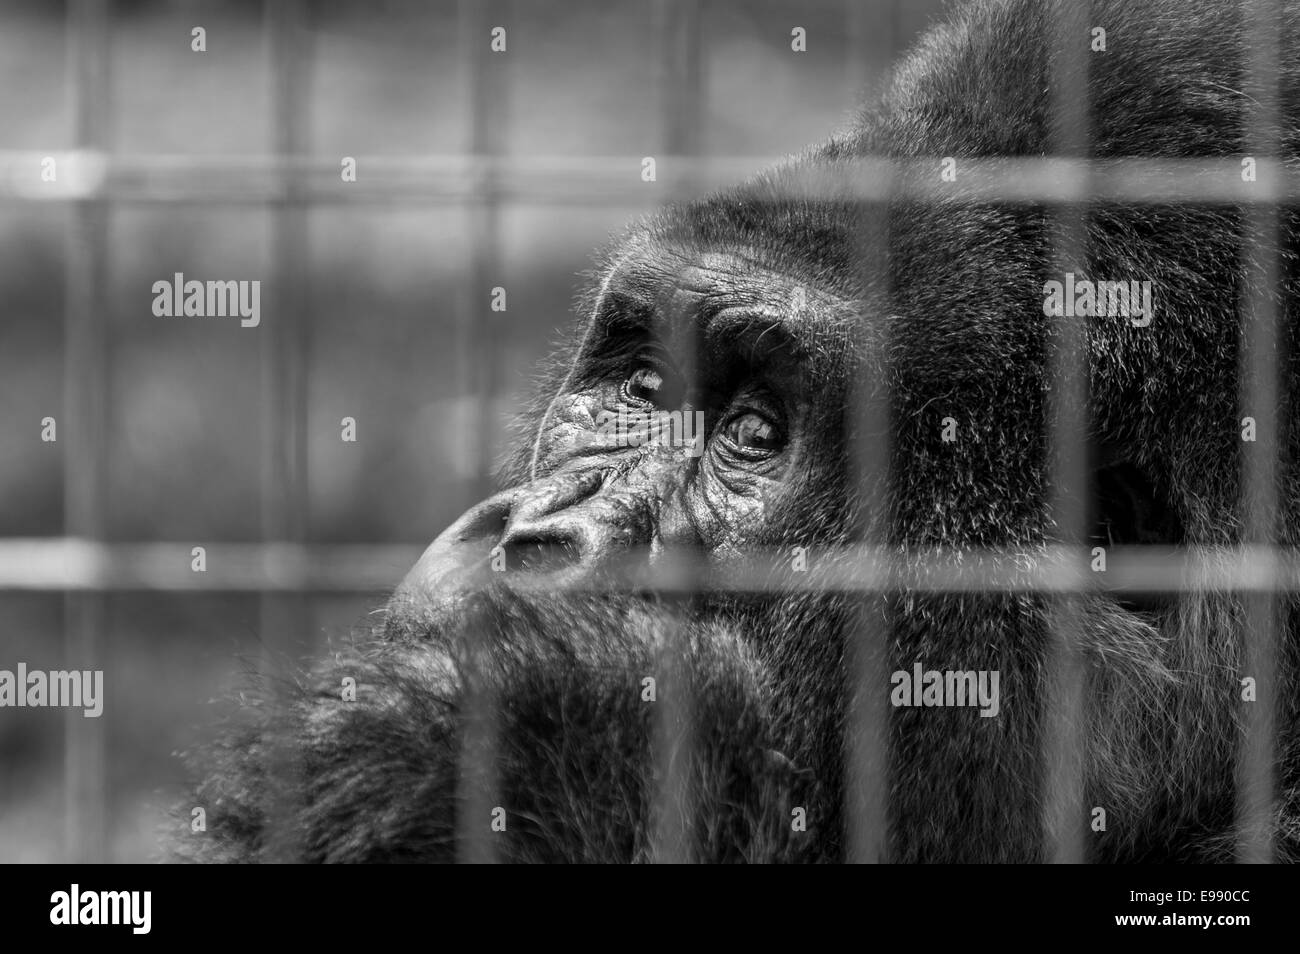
[620,360,682,408]
[723,412,785,455]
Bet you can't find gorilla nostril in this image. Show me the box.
[503,535,581,574]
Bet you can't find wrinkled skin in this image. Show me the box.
[404,250,848,594]
[178,0,1300,863]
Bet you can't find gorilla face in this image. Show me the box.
[397,248,853,608]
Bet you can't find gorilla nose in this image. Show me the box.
[397,470,626,602]
[499,504,618,578]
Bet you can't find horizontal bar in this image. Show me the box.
[0,538,1290,593]
[1,153,1294,205]
[0,151,767,205]
[0,540,420,592]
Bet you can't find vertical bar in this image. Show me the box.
[844,0,899,865]
[62,0,110,864]
[657,0,702,163]
[259,0,312,863]
[1041,0,1091,864]
[1235,0,1282,865]
[647,0,703,864]
[844,0,900,102]
[463,0,507,490]
[647,551,700,864]
[455,0,508,865]
[646,302,699,863]
[845,223,892,865]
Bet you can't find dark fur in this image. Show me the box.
[177,0,1300,863]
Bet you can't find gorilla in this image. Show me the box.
[178,0,1300,863]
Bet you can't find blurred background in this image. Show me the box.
[0,0,945,862]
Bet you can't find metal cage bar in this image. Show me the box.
[646,0,705,865]
[1041,0,1092,865]
[10,540,1300,592]
[1235,0,1285,865]
[11,154,1300,206]
[256,0,313,863]
[843,0,901,870]
[61,0,110,865]
[452,0,509,866]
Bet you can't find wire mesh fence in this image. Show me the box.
[0,0,1288,863]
